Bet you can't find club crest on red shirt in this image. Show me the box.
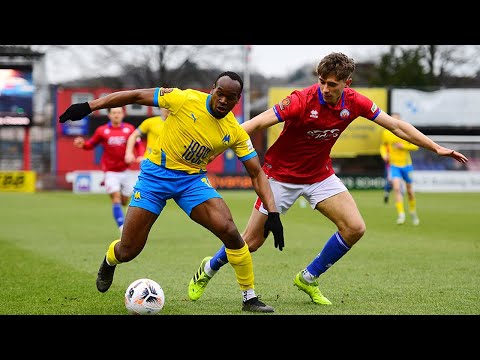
[279,98,291,111]
[340,109,350,119]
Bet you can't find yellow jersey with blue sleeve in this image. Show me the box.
[147,87,256,174]
[137,116,165,157]
[381,129,419,167]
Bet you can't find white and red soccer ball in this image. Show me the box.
[124,278,165,315]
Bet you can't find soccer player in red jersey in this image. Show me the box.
[73,107,144,234]
[188,52,469,305]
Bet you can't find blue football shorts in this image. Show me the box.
[129,159,222,216]
[390,164,414,184]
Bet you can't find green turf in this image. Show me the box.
[0,190,479,315]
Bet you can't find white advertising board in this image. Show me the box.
[412,171,480,192]
[391,88,480,127]
[65,170,140,194]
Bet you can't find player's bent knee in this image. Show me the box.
[350,224,366,244]
[341,221,366,246]
[217,221,239,239]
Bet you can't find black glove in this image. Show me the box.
[263,212,284,251]
[59,102,92,123]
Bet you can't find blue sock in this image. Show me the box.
[112,203,124,228]
[385,181,392,192]
[210,245,228,271]
[306,232,351,277]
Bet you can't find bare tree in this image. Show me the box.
[24,45,245,87]
[421,45,480,82]
[372,45,480,87]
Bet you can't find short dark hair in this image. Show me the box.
[215,71,243,93]
[316,52,355,81]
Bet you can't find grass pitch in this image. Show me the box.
[0,190,479,316]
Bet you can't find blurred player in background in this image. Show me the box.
[73,107,144,234]
[379,137,393,204]
[380,112,420,225]
[59,71,284,313]
[124,107,170,164]
[188,52,469,306]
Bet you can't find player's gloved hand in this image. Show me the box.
[263,211,284,251]
[59,102,92,123]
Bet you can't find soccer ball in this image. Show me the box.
[124,278,165,315]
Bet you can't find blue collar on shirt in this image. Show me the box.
[108,121,124,128]
[206,94,213,116]
[318,86,345,108]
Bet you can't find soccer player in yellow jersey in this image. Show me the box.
[380,112,420,225]
[124,107,169,164]
[58,71,284,313]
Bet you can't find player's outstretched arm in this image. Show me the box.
[375,112,469,164]
[241,108,281,135]
[59,88,158,123]
[436,147,468,163]
[125,129,142,164]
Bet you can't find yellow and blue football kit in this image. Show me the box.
[380,129,420,223]
[137,116,165,157]
[130,87,257,216]
[380,129,419,184]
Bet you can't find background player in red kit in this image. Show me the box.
[73,107,144,234]
[188,52,469,305]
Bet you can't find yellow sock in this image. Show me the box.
[408,198,417,214]
[106,239,121,265]
[395,201,405,216]
[226,243,254,291]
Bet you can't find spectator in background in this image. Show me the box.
[380,112,420,225]
[124,107,170,164]
[73,107,144,234]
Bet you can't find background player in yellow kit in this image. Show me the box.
[380,112,420,225]
[125,107,170,164]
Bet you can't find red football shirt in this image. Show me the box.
[264,84,381,184]
[83,122,142,172]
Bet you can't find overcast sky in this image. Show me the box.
[43,45,479,84]
[44,45,391,83]
[248,45,390,77]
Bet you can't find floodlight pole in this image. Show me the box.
[243,45,251,123]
